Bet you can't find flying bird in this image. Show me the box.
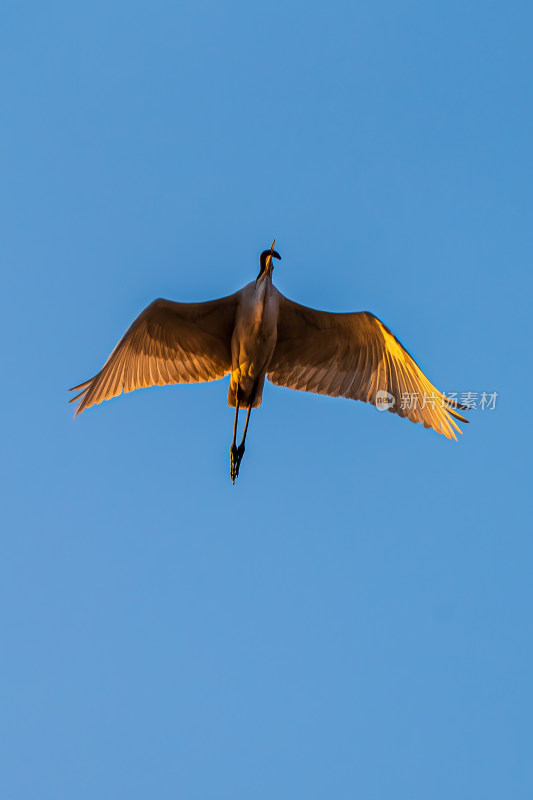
[70,241,468,482]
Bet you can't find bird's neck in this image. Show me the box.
[255,270,273,291]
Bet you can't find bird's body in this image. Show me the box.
[228,277,279,409]
[70,242,469,481]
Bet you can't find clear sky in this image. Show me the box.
[1,1,532,798]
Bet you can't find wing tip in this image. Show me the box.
[69,391,88,417]
[69,377,94,392]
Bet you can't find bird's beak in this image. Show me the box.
[265,240,274,270]
[268,240,281,263]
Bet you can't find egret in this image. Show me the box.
[70,241,469,482]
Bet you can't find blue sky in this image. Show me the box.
[1,1,532,797]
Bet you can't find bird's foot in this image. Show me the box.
[230,443,245,484]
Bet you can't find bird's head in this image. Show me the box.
[257,240,281,281]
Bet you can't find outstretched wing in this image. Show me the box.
[70,294,239,416]
[268,293,469,439]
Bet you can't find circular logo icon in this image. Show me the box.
[375,390,396,412]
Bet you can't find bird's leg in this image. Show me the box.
[238,405,252,459]
[230,403,252,484]
[230,404,252,482]
[230,398,240,484]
